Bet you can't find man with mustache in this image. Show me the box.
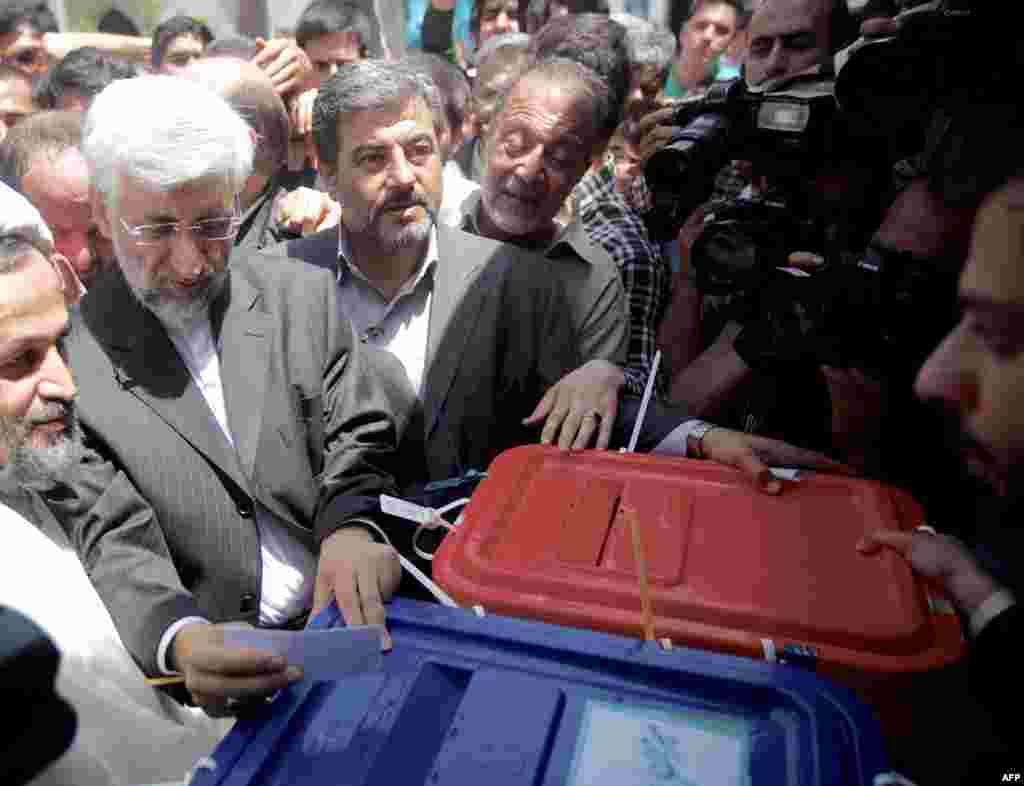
[0,183,230,783]
[273,59,846,496]
[55,75,410,716]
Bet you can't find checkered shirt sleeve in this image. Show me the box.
[575,169,672,396]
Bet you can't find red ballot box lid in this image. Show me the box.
[434,446,964,677]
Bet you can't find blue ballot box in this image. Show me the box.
[190,598,889,786]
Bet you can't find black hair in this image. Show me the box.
[527,13,629,140]
[204,35,260,61]
[672,0,749,40]
[294,0,381,57]
[150,15,214,69]
[524,0,610,35]
[0,1,58,36]
[32,47,138,110]
[402,51,471,139]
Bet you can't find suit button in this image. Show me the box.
[237,499,254,518]
[240,593,257,614]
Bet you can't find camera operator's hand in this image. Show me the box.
[700,427,853,495]
[857,529,1002,618]
[636,104,682,164]
[860,16,901,37]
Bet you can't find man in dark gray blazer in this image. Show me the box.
[269,60,587,488]
[58,74,410,715]
[270,59,841,498]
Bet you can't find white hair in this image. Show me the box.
[82,75,254,203]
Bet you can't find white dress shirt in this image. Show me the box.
[1,501,230,785]
[336,226,439,395]
[156,317,317,673]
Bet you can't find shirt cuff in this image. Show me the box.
[969,589,1015,638]
[157,616,210,675]
[337,516,392,547]
[651,419,704,456]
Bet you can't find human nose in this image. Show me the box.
[496,10,515,32]
[37,346,77,403]
[515,145,545,183]
[388,150,416,188]
[170,229,211,280]
[914,320,977,413]
[762,41,789,79]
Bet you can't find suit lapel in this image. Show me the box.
[423,226,489,439]
[82,270,250,495]
[216,271,273,479]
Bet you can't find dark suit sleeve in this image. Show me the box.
[312,268,412,546]
[969,603,1021,737]
[34,445,202,676]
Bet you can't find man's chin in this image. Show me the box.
[962,440,1012,497]
[11,432,84,486]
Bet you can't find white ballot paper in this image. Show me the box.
[223,625,385,681]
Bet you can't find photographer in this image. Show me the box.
[643,0,867,456]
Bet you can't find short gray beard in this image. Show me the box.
[112,233,228,333]
[381,215,433,253]
[1,409,85,485]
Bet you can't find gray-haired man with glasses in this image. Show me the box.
[50,74,412,717]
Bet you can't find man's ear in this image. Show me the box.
[316,163,339,203]
[49,253,84,304]
[90,186,113,240]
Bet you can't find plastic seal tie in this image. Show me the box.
[398,553,459,607]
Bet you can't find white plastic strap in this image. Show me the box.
[380,495,471,562]
[874,772,920,786]
[397,554,459,608]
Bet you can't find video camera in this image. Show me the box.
[644,75,847,243]
[641,0,993,377]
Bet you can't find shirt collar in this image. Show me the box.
[459,190,595,265]
[336,224,439,300]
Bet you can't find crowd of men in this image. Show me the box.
[1,0,1021,782]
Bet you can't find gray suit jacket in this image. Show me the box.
[59,254,409,674]
[270,225,582,485]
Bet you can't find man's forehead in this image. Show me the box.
[115,172,235,214]
[0,252,65,329]
[750,0,827,37]
[691,1,739,25]
[342,98,435,148]
[307,31,362,57]
[26,148,90,188]
[481,0,517,12]
[961,182,1024,306]
[167,34,205,53]
[503,77,595,133]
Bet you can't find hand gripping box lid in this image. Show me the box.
[433,446,965,686]
[188,597,890,786]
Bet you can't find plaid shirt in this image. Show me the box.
[574,165,671,396]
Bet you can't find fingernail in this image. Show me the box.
[286,666,303,681]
